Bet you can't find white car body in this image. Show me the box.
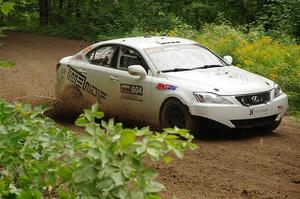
[55,36,288,131]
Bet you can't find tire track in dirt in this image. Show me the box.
[157,119,300,199]
[0,32,299,199]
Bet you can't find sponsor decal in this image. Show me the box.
[75,55,82,60]
[67,66,107,103]
[249,108,269,116]
[82,45,93,53]
[254,108,268,113]
[155,83,177,91]
[120,83,143,102]
[249,108,254,115]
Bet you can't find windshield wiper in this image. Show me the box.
[199,64,224,69]
[160,68,193,73]
[161,65,224,72]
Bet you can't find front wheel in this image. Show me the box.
[160,98,198,133]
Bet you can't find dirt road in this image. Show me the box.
[0,32,88,101]
[0,32,299,199]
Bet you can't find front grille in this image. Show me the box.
[231,115,277,128]
[236,91,270,106]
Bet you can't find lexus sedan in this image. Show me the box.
[55,36,288,132]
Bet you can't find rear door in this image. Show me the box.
[68,45,120,116]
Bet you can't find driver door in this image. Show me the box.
[111,46,153,123]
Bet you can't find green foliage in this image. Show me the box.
[0,101,76,198]
[6,0,298,41]
[0,59,15,68]
[0,101,197,198]
[287,92,300,117]
[255,0,300,40]
[193,24,300,94]
[72,103,196,198]
[0,0,15,57]
[0,1,15,16]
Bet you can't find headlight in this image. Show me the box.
[274,84,282,98]
[193,92,232,104]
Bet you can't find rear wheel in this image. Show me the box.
[59,86,85,120]
[160,98,198,133]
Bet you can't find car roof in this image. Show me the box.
[96,36,197,50]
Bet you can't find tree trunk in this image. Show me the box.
[66,0,72,15]
[58,0,64,24]
[75,0,81,18]
[59,0,63,10]
[39,0,49,25]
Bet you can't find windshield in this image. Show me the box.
[144,44,226,71]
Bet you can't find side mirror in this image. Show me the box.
[128,65,147,78]
[223,55,233,65]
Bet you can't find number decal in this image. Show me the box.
[120,84,143,101]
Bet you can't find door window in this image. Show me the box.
[87,45,119,67]
[118,47,148,71]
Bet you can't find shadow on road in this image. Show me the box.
[193,128,281,141]
[47,104,282,142]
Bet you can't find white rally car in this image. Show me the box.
[55,36,288,132]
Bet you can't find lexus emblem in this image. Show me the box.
[251,96,261,104]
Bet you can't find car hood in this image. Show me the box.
[165,66,273,95]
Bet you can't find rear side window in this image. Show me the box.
[87,45,119,68]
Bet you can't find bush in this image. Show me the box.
[233,36,300,92]
[0,102,76,198]
[0,101,197,198]
[0,59,15,68]
[193,24,300,93]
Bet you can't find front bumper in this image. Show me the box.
[189,93,288,128]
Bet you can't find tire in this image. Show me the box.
[59,86,85,120]
[160,98,198,133]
